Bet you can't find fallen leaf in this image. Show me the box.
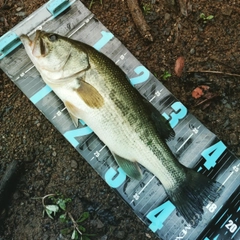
[192,87,204,99]
[191,85,210,99]
[174,56,185,77]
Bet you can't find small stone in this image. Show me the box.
[164,27,171,36]
[100,235,108,240]
[223,119,230,128]
[122,16,128,22]
[115,230,125,239]
[70,160,78,169]
[15,12,26,17]
[230,133,238,145]
[190,48,195,54]
[225,103,232,109]
[164,13,171,21]
[146,233,152,238]
[52,151,57,157]
[90,219,104,229]
[221,6,232,16]
[16,7,23,12]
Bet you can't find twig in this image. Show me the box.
[194,94,219,107]
[42,193,55,207]
[187,70,240,78]
[68,212,83,236]
[126,0,153,42]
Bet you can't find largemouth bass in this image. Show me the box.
[20,30,223,226]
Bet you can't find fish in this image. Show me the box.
[20,30,224,226]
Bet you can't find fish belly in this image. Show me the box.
[82,101,181,190]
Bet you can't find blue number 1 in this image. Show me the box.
[93,31,114,51]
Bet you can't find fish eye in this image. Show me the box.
[48,34,58,42]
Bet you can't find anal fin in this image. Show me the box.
[112,152,142,180]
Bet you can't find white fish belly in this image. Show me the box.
[83,103,178,189]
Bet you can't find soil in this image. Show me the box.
[0,0,240,239]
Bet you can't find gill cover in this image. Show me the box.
[30,31,90,80]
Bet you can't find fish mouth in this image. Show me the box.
[20,30,47,57]
[32,30,47,57]
[20,34,32,47]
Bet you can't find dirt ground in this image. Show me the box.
[0,0,240,239]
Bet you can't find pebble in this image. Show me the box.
[71,160,78,169]
[52,151,57,157]
[16,7,23,12]
[223,119,230,128]
[221,6,232,16]
[146,233,152,238]
[100,235,108,240]
[225,103,232,109]
[90,218,104,228]
[114,230,125,239]
[164,27,171,36]
[15,12,26,17]
[230,133,238,145]
[190,48,195,54]
[164,13,171,21]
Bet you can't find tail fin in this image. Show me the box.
[166,169,224,227]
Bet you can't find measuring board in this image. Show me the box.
[0,0,239,239]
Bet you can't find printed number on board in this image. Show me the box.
[146,200,175,232]
[162,102,187,128]
[93,31,114,51]
[105,167,127,188]
[201,141,226,170]
[130,66,150,85]
[225,219,238,233]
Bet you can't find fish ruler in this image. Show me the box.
[0,0,239,239]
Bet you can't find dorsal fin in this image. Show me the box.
[143,99,175,141]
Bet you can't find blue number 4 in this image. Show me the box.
[147,200,175,232]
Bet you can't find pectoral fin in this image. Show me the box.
[64,100,82,127]
[76,80,104,109]
[112,152,142,180]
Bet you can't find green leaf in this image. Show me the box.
[60,228,71,235]
[162,71,171,80]
[59,213,67,223]
[46,205,59,214]
[82,236,90,240]
[57,198,72,210]
[46,209,54,219]
[45,205,59,219]
[206,15,214,20]
[77,212,90,223]
[57,199,66,211]
[78,225,86,233]
[71,229,78,239]
[83,233,96,237]
[200,13,205,18]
